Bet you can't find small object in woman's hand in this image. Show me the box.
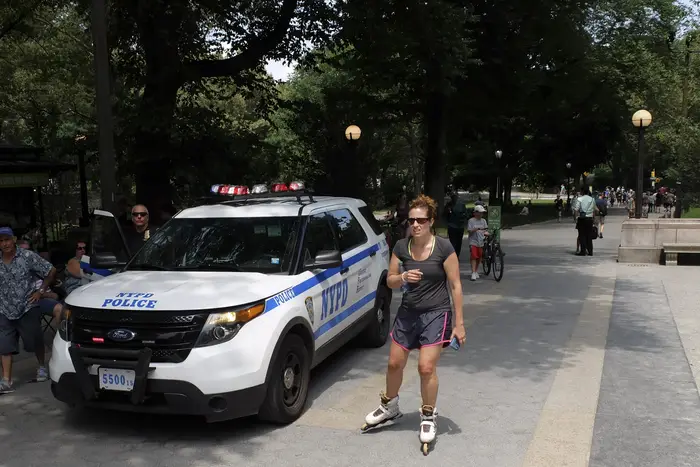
[449,336,460,350]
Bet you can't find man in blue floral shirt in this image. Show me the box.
[0,227,56,393]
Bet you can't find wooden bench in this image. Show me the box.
[663,243,700,266]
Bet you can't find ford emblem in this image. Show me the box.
[107,329,136,342]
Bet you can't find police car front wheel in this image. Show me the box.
[258,333,311,424]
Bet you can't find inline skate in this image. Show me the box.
[419,405,437,455]
[360,392,402,432]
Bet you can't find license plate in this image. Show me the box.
[98,368,135,392]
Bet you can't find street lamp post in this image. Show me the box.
[344,125,361,198]
[632,109,652,219]
[566,162,572,211]
[495,150,503,205]
[75,135,90,226]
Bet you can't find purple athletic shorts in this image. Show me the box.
[390,308,452,350]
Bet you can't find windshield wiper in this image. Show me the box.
[128,263,172,271]
[174,264,241,272]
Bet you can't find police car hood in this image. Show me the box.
[65,271,300,311]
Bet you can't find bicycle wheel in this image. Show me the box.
[482,245,492,275]
[492,244,504,282]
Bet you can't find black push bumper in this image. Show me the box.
[53,344,266,422]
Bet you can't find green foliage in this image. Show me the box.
[3,0,700,215]
[0,3,95,161]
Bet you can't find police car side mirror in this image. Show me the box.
[304,250,343,270]
[91,252,126,270]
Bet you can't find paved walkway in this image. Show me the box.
[2,207,700,466]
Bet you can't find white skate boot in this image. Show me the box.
[361,392,401,432]
[419,405,437,455]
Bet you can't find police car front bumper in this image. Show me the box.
[50,343,267,422]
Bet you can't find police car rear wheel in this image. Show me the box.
[259,334,310,424]
[360,286,391,348]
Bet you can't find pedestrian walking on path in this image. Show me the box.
[445,192,468,258]
[0,227,57,393]
[573,187,597,256]
[595,192,608,239]
[467,205,488,281]
[362,195,465,452]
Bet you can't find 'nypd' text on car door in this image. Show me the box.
[321,208,371,342]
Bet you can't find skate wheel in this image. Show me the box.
[360,423,370,432]
[422,443,429,455]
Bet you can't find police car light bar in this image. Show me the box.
[210,181,307,196]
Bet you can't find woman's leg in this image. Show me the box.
[386,341,410,398]
[418,345,443,407]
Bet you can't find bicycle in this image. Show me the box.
[481,228,504,282]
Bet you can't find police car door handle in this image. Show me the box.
[369,250,377,257]
[340,266,350,275]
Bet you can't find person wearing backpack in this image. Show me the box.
[595,192,608,239]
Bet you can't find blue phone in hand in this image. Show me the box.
[449,336,460,350]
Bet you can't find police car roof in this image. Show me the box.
[175,196,367,219]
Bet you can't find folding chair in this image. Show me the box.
[41,309,56,334]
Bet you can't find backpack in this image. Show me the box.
[598,202,608,216]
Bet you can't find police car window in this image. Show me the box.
[328,209,367,252]
[358,206,384,235]
[91,214,129,263]
[127,217,300,274]
[302,214,337,264]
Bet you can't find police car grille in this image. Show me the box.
[70,308,208,363]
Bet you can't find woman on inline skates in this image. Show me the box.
[362,194,466,454]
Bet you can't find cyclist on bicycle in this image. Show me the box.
[467,205,489,281]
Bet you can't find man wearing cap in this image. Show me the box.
[0,227,56,393]
[467,205,489,281]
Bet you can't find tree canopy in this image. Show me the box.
[1,0,699,216]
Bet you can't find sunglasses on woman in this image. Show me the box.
[408,217,430,225]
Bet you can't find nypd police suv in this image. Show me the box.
[49,184,392,423]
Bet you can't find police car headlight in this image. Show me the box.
[58,306,72,341]
[195,303,265,348]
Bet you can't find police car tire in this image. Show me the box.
[258,333,311,424]
[360,286,391,348]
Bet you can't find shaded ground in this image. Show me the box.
[2,205,699,466]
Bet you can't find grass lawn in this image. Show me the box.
[378,201,560,238]
[682,207,700,218]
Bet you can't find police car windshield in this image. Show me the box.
[126,217,300,274]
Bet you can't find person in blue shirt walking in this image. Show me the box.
[573,188,598,256]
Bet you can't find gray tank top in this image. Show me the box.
[63,259,83,296]
[393,236,455,314]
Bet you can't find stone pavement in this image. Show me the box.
[2,207,700,466]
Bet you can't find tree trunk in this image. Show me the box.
[407,125,423,195]
[503,176,513,207]
[423,62,448,220]
[133,79,179,215]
